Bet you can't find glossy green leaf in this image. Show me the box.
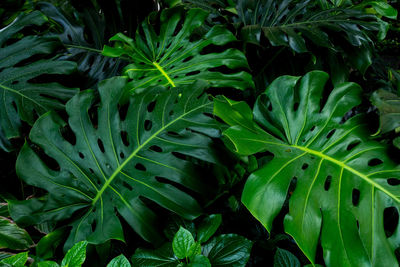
[36,228,68,260]
[173,227,195,259]
[164,215,196,241]
[103,8,253,92]
[0,11,78,151]
[131,244,179,267]
[197,214,222,243]
[370,89,400,134]
[202,234,252,266]
[38,261,60,267]
[188,255,211,267]
[220,71,400,266]
[0,217,33,250]
[356,1,398,19]
[0,252,28,267]
[273,248,300,267]
[9,78,219,248]
[60,241,88,267]
[107,254,131,267]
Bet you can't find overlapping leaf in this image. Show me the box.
[215,71,400,266]
[0,11,78,151]
[102,8,253,92]
[9,77,221,249]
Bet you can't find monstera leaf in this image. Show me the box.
[9,77,221,249]
[0,11,78,151]
[215,71,400,266]
[102,8,253,92]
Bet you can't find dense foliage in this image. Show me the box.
[0,0,399,266]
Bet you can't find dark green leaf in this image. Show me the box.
[103,8,253,92]
[197,214,222,243]
[60,241,88,267]
[164,215,196,241]
[221,71,400,266]
[188,255,211,267]
[36,228,68,260]
[370,89,400,134]
[202,234,252,267]
[131,243,179,267]
[173,227,195,259]
[0,217,33,250]
[9,78,219,248]
[273,248,300,267]
[0,11,78,151]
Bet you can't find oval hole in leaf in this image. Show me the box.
[120,152,125,159]
[144,120,153,131]
[88,105,98,129]
[123,181,133,191]
[294,102,299,111]
[120,131,129,146]
[135,163,146,171]
[324,175,332,191]
[79,152,84,159]
[172,151,186,160]
[387,178,400,186]
[368,158,383,167]
[326,129,336,139]
[97,139,105,153]
[149,145,162,152]
[301,163,309,170]
[147,101,156,113]
[118,103,129,121]
[310,126,316,132]
[384,207,399,237]
[347,140,361,151]
[60,125,76,145]
[352,189,360,206]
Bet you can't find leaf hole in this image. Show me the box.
[147,101,156,112]
[123,181,133,191]
[144,120,152,131]
[352,189,360,206]
[310,126,316,132]
[135,163,146,171]
[79,152,84,159]
[167,131,180,137]
[326,129,336,139]
[118,102,130,121]
[384,207,399,237]
[347,141,361,151]
[268,103,273,111]
[11,101,18,112]
[185,70,200,76]
[88,104,98,129]
[182,56,193,63]
[11,80,19,85]
[89,168,94,174]
[120,152,125,159]
[301,163,309,170]
[91,221,96,232]
[387,178,400,186]
[293,102,299,111]
[368,158,383,167]
[324,175,332,191]
[97,139,105,153]
[172,151,186,160]
[120,131,129,146]
[149,145,163,152]
[356,220,360,229]
[60,125,76,146]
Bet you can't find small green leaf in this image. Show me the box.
[371,89,400,134]
[38,261,60,267]
[0,252,28,267]
[0,217,33,250]
[60,241,88,267]
[131,243,179,267]
[107,254,131,267]
[197,214,222,243]
[203,234,253,267]
[188,255,211,267]
[36,228,67,259]
[187,242,201,261]
[273,248,300,267]
[173,227,195,259]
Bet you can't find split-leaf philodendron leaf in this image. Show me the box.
[215,71,400,266]
[102,7,254,92]
[0,11,78,151]
[9,77,221,248]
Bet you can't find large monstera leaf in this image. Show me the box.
[102,8,253,92]
[215,71,400,266]
[0,11,78,151]
[9,77,221,249]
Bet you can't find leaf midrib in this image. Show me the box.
[91,101,213,205]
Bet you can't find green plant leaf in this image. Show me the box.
[164,215,196,241]
[9,78,220,248]
[370,89,400,134]
[394,137,400,150]
[219,71,400,266]
[0,252,28,267]
[197,214,222,243]
[131,243,179,267]
[0,217,33,250]
[355,1,398,19]
[38,261,60,267]
[102,8,253,92]
[273,248,300,267]
[173,227,195,259]
[60,240,88,267]
[188,255,211,267]
[0,11,78,151]
[202,234,252,267]
[107,254,131,267]
[36,228,68,260]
